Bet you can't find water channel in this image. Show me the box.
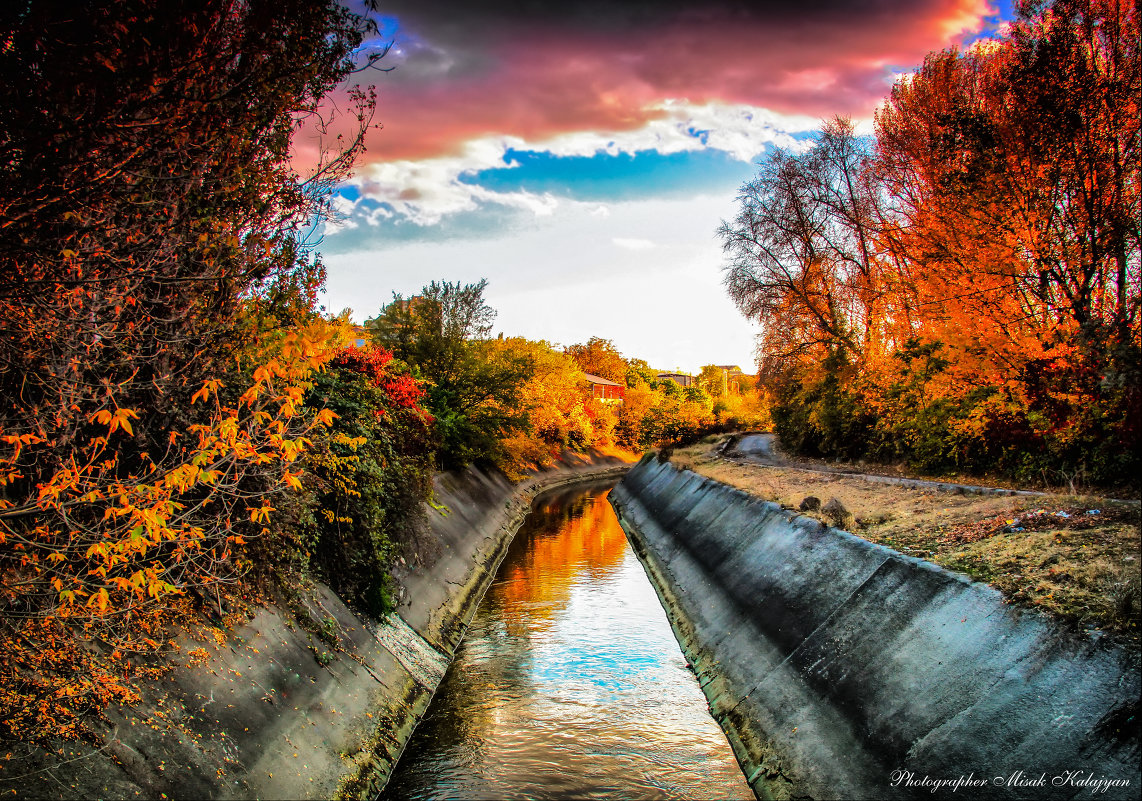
[380,480,753,800]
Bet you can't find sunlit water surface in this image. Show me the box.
[380,482,753,800]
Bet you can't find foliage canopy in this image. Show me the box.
[721,0,1140,486]
[0,0,388,744]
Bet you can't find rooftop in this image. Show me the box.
[581,372,623,387]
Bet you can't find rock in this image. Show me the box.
[798,496,821,512]
[822,497,855,531]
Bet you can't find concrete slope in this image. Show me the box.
[610,455,1139,801]
[6,450,632,801]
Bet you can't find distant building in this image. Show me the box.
[712,365,747,395]
[582,372,625,402]
[350,324,368,349]
[656,372,694,388]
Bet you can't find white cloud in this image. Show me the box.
[324,193,361,233]
[342,100,818,226]
[613,237,656,250]
[351,138,525,225]
[321,194,761,373]
[536,100,816,162]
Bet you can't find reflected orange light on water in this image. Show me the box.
[494,490,630,634]
[381,483,753,801]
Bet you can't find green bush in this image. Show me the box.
[291,347,434,617]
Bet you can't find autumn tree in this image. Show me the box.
[366,280,536,469]
[873,0,1140,478]
[565,337,629,383]
[0,0,382,743]
[698,365,728,398]
[720,0,1139,482]
[878,0,1139,348]
[488,338,602,471]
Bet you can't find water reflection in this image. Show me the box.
[380,482,753,800]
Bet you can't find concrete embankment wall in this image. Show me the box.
[610,456,1140,801]
[10,451,631,801]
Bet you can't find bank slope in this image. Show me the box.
[610,455,1139,801]
[4,450,632,801]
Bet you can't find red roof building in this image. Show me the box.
[582,372,625,402]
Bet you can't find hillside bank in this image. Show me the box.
[2,450,633,800]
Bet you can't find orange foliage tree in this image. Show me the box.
[872,0,1140,477]
[565,337,629,383]
[490,338,606,473]
[0,0,382,743]
[722,0,1139,482]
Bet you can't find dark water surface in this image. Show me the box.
[380,482,753,800]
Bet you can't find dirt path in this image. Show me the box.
[728,433,785,463]
[726,433,1043,497]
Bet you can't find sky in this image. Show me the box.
[308,0,1015,375]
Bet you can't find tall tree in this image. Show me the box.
[719,119,891,369]
[369,280,497,382]
[366,280,535,468]
[0,0,379,742]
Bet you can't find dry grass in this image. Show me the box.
[671,436,1141,648]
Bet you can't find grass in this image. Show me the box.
[671,436,1141,648]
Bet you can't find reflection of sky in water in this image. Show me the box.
[530,554,689,692]
[380,486,753,801]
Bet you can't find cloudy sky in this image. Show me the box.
[308,0,1014,374]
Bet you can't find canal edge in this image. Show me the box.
[345,455,635,800]
[609,454,1141,801]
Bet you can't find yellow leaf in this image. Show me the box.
[86,588,109,612]
[113,408,139,436]
[248,505,275,524]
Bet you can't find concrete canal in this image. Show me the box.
[379,480,752,800]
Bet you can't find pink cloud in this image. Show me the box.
[297,0,993,168]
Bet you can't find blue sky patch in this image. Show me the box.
[460,148,760,202]
[322,201,541,253]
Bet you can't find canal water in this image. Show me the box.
[380,481,753,800]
